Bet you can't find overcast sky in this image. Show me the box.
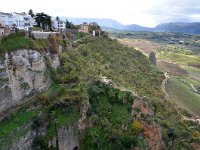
[1,0,200,27]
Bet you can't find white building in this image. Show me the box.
[0,12,14,27]
[52,19,65,30]
[0,12,34,31]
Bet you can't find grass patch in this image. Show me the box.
[46,110,79,140]
[158,51,200,66]
[181,65,200,82]
[0,35,32,52]
[110,104,132,129]
[0,32,62,53]
[0,104,43,148]
[56,110,79,127]
[41,84,61,96]
[166,76,200,116]
[0,107,40,139]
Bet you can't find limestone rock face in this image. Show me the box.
[51,54,60,69]
[49,125,80,150]
[78,97,89,130]
[9,131,34,150]
[0,49,54,114]
[3,124,79,150]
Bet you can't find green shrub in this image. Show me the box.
[131,121,143,135]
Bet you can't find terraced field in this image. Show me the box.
[158,52,200,66]
[166,76,200,116]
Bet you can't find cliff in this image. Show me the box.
[0,49,60,114]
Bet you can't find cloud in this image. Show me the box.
[143,0,200,25]
[1,0,200,27]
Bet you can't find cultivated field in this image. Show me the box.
[118,38,160,55]
[117,36,200,117]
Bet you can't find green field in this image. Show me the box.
[158,51,200,65]
[166,76,200,116]
[181,65,200,82]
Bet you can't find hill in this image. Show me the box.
[62,17,125,29]
[124,24,152,31]
[154,22,200,34]
[64,17,200,34]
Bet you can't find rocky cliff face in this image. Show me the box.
[5,124,79,150]
[0,49,60,114]
[49,125,80,150]
[8,130,34,150]
[132,98,165,150]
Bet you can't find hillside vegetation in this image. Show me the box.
[1,34,200,149]
[59,36,164,97]
[0,32,63,53]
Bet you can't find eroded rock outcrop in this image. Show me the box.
[132,98,165,150]
[78,97,89,130]
[8,131,34,150]
[0,49,60,114]
[49,125,80,150]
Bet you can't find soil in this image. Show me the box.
[157,61,188,76]
[119,39,160,55]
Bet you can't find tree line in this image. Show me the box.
[28,9,76,31]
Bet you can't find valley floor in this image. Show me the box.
[118,38,200,117]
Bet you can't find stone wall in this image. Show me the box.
[31,31,59,39]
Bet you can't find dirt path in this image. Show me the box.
[74,35,92,43]
[163,76,200,124]
[161,72,170,100]
[100,74,138,96]
[190,83,198,92]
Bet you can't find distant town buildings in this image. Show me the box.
[0,12,34,31]
[89,22,102,36]
[52,19,66,31]
[78,22,89,33]
[78,22,102,36]
[0,11,104,38]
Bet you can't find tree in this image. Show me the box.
[65,19,76,29]
[28,9,34,18]
[35,12,52,31]
[149,51,157,65]
[56,16,59,21]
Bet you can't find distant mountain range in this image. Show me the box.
[61,17,200,34]
[154,22,200,34]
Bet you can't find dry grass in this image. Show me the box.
[118,38,160,55]
[157,61,188,76]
